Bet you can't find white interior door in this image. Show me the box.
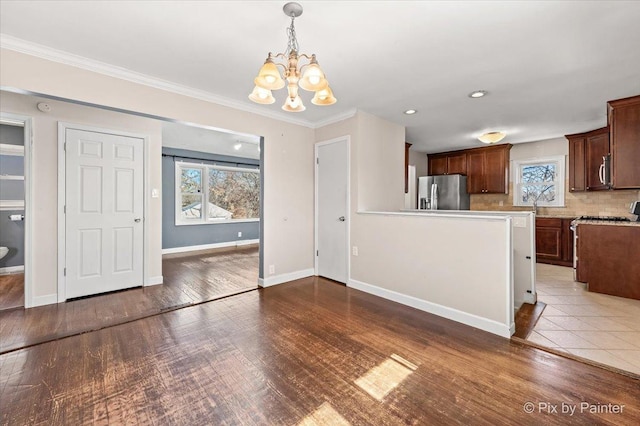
[317,138,348,283]
[65,128,144,299]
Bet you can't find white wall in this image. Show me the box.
[510,137,567,161]
[408,148,428,178]
[316,112,514,337]
[356,111,405,211]
[0,91,164,301]
[1,48,316,302]
[350,212,513,336]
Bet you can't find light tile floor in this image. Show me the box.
[527,263,640,376]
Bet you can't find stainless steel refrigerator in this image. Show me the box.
[418,174,470,210]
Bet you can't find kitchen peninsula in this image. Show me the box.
[575,219,640,300]
[352,209,536,339]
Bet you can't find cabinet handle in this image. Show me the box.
[571,187,575,191]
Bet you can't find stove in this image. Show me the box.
[576,216,631,222]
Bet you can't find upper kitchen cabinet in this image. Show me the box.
[466,144,512,194]
[446,152,467,175]
[428,154,447,175]
[427,151,467,176]
[566,127,609,192]
[608,95,640,189]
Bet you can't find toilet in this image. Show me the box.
[0,247,8,260]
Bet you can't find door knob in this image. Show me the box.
[134,218,142,223]
[338,216,345,222]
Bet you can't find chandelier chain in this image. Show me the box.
[285,16,299,55]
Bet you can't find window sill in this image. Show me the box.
[175,218,260,226]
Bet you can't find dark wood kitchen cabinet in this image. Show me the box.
[608,95,640,189]
[535,217,574,267]
[427,152,467,176]
[577,224,640,300]
[428,154,447,175]
[428,144,511,193]
[466,144,512,194]
[446,152,467,175]
[566,127,609,192]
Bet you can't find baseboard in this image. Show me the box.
[0,265,24,275]
[146,275,163,286]
[523,291,537,305]
[162,239,259,255]
[348,278,513,338]
[259,268,315,288]
[31,293,58,308]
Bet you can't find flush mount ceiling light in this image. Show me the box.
[404,109,417,115]
[478,131,506,144]
[468,90,487,98]
[249,2,337,112]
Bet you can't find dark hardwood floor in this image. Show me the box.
[0,246,258,354]
[2,277,639,425]
[0,273,23,311]
[513,302,546,339]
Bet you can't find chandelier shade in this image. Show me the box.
[282,95,306,112]
[299,60,328,92]
[249,85,276,104]
[311,86,336,106]
[254,58,285,90]
[249,2,336,112]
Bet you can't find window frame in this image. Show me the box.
[512,156,566,208]
[175,160,260,226]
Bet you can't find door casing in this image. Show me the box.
[314,136,351,282]
[57,122,151,302]
[0,113,33,307]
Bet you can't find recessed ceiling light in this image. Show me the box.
[404,109,417,115]
[234,143,242,150]
[468,90,487,98]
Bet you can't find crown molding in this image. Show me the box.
[312,108,358,129]
[0,34,327,128]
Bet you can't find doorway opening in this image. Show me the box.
[0,114,31,311]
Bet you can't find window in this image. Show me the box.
[175,161,260,225]
[513,156,565,207]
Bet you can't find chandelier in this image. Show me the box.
[249,2,336,112]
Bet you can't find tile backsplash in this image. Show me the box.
[471,182,639,218]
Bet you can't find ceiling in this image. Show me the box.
[1,1,639,153]
[162,121,260,160]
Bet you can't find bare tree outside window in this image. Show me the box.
[521,164,556,203]
[209,169,260,220]
[176,162,260,224]
[180,168,203,219]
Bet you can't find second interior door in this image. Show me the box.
[65,127,144,299]
[317,138,348,283]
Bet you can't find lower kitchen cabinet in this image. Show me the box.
[535,217,574,267]
[576,224,640,300]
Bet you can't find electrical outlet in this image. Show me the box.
[238,231,242,238]
[269,265,275,275]
[352,246,359,256]
[499,200,504,206]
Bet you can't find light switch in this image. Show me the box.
[151,188,159,198]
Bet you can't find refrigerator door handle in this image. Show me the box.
[431,183,438,210]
